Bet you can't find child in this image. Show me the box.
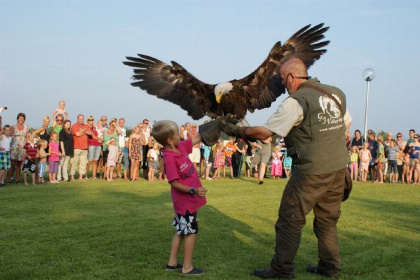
[402,154,411,184]
[282,150,292,179]
[0,125,12,186]
[51,100,68,121]
[48,132,61,183]
[271,145,283,179]
[123,138,130,180]
[223,137,237,179]
[22,133,38,185]
[386,139,400,183]
[152,120,207,275]
[147,142,159,181]
[349,146,359,182]
[212,139,224,179]
[359,142,372,182]
[36,140,49,184]
[374,136,386,184]
[202,143,213,180]
[106,137,119,182]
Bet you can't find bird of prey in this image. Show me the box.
[123,23,329,121]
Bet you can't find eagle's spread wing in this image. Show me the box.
[235,23,329,111]
[123,54,217,120]
[124,23,329,121]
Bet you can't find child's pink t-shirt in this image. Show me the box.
[48,141,60,162]
[163,139,206,215]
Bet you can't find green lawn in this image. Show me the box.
[1,176,419,279]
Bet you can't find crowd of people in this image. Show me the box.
[0,101,418,187]
[347,129,420,185]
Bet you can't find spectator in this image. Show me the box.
[36,139,48,184]
[105,137,119,182]
[147,142,159,181]
[349,146,359,182]
[33,116,51,147]
[252,137,272,184]
[183,122,191,140]
[141,119,152,179]
[51,100,68,121]
[8,112,28,184]
[51,114,64,136]
[271,145,283,179]
[102,118,120,180]
[48,132,61,184]
[408,134,420,179]
[85,116,102,180]
[179,125,186,141]
[359,142,371,182]
[383,132,393,178]
[232,138,246,177]
[368,132,378,182]
[351,129,364,150]
[374,135,386,184]
[187,123,201,170]
[277,137,287,178]
[70,114,91,181]
[386,139,400,183]
[282,150,292,179]
[0,125,12,186]
[223,136,238,179]
[396,132,406,182]
[123,139,130,180]
[22,133,38,185]
[116,118,127,179]
[405,129,416,147]
[129,125,144,181]
[202,142,213,180]
[212,139,224,179]
[58,120,73,182]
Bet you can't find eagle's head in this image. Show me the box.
[214,82,233,104]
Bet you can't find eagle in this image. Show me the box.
[123,23,329,121]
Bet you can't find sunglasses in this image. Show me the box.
[56,119,63,121]
[88,119,94,121]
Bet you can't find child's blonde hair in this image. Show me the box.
[151,120,178,146]
[50,131,58,140]
[59,100,66,106]
[38,139,48,148]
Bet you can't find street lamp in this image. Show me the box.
[363,68,375,142]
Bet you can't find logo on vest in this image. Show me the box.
[317,94,343,129]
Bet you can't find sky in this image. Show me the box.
[1,0,419,139]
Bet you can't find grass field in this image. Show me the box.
[1,175,419,279]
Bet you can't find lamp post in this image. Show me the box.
[363,68,375,142]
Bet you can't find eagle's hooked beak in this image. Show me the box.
[216,91,222,104]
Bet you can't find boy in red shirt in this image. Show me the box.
[22,133,38,185]
[152,120,207,275]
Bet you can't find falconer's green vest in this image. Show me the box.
[284,78,348,175]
